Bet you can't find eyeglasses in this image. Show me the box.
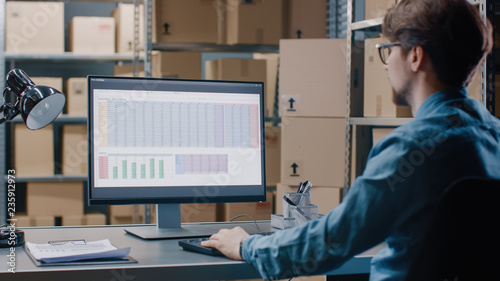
[48,239,86,245]
[375,43,402,65]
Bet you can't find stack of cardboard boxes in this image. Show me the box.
[277,38,346,218]
[14,182,106,227]
[154,0,328,45]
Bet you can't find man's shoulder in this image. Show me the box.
[383,104,500,148]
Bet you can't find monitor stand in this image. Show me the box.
[124,204,217,239]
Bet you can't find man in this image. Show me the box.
[202,0,500,280]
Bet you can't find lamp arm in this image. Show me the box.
[0,103,20,126]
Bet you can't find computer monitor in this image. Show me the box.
[87,76,266,239]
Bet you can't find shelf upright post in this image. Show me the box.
[0,0,6,224]
[133,0,141,77]
[343,0,354,197]
[143,0,153,224]
[144,0,153,79]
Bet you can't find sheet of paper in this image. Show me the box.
[26,239,130,263]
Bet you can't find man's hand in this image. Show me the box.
[201,226,250,260]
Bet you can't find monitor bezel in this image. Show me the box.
[87,75,267,206]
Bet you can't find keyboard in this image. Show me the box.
[178,237,224,256]
[178,232,275,256]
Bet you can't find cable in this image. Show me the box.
[228,214,262,233]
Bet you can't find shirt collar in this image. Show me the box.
[415,87,468,119]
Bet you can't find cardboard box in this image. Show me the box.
[32,216,55,227]
[219,191,273,221]
[27,181,84,216]
[30,77,63,91]
[110,216,141,225]
[65,78,87,116]
[206,58,267,117]
[5,1,64,53]
[154,52,202,79]
[12,214,59,228]
[281,117,346,187]
[14,124,54,176]
[69,17,115,54]
[226,0,283,45]
[205,58,267,82]
[265,124,281,187]
[108,205,146,217]
[364,36,412,117]
[114,64,146,77]
[365,0,397,20]
[84,213,107,225]
[253,53,279,118]
[181,203,217,223]
[279,39,347,117]
[112,3,144,53]
[285,0,327,39]
[372,128,394,145]
[61,125,88,176]
[113,52,200,79]
[155,0,221,43]
[14,214,32,227]
[62,215,85,226]
[276,183,342,216]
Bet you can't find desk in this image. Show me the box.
[0,222,384,280]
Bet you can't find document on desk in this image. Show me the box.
[25,239,131,263]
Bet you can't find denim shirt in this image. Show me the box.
[241,87,500,281]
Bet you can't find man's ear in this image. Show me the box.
[409,45,424,72]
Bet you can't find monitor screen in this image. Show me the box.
[87,76,266,239]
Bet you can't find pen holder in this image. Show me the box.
[282,193,311,218]
[290,204,320,225]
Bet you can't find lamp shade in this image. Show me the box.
[5,69,65,130]
[21,86,66,130]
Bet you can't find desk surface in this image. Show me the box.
[0,222,384,281]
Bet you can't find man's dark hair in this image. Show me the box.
[382,0,493,87]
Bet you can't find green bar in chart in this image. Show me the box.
[131,162,137,179]
[159,160,164,179]
[122,160,127,179]
[113,166,118,179]
[141,164,146,179]
[150,158,155,179]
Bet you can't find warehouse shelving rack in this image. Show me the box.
[0,0,145,223]
[0,0,285,223]
[343,0,496,195]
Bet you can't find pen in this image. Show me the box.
[303,181,312,193]
[296,182,303,193]
[299,181,309,193]
[283,195,297,206]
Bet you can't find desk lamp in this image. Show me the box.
[0,68,66,130]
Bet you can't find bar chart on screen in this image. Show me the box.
[98,154,174,181]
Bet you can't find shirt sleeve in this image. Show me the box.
[240,132,431,280]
